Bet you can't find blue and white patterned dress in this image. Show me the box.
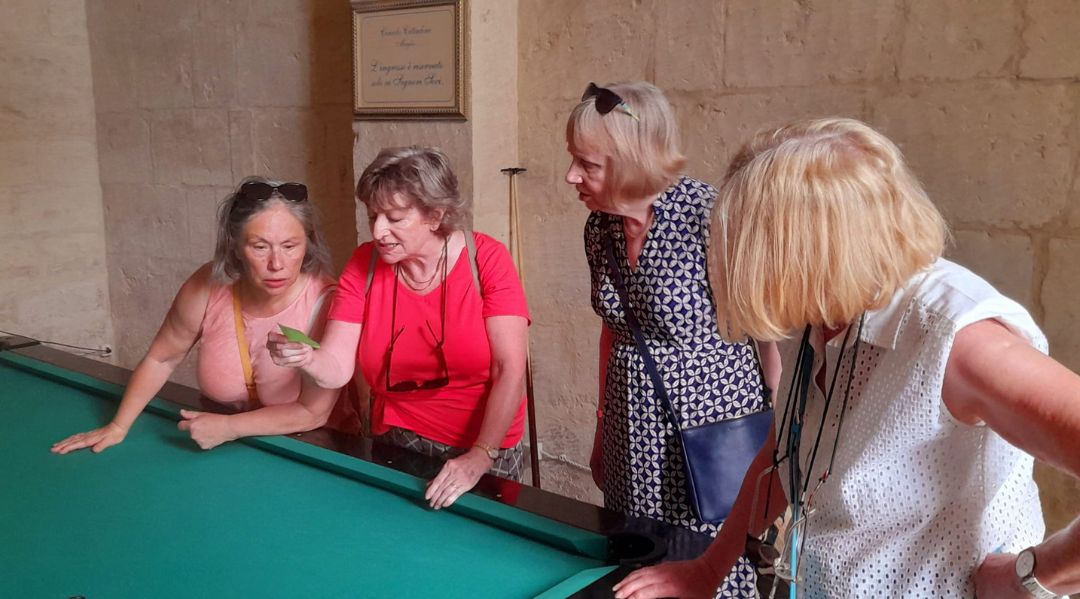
[585,176,766,597]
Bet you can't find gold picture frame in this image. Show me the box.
[351,0,468,120]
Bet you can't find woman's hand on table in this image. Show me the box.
[425,447,492,510]
[612,558,722,599]
[178,409,238,450]
[51,422,128,454]
[266,331,314,369]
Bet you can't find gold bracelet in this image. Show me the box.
[473,442,498,460]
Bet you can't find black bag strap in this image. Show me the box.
[605,235,770,431]
[604,237,683,431]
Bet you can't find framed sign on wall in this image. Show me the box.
[351,0,468,120]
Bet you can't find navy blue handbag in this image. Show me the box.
[605,240,773,524]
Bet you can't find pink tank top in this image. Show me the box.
[197,275,335,407]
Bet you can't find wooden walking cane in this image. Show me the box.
[501,166,541,488]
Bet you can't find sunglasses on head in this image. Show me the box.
[237,181,309,203]
[581,82,640,121]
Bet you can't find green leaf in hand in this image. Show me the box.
[278,324,320,348]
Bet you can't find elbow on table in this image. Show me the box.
[308,408,331,431]
[290,402,332,433]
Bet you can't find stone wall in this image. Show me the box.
[86,0,357,383]
[0,0,113,355]
[517,0,1080,529]
[352,0,518,242]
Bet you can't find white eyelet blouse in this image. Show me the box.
[775,258,1047,598]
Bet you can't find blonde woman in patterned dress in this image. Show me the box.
[565,81,781,598]
[614,119,1080,598]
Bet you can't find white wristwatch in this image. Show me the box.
[1015,547,1061,599]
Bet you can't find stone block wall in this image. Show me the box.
[0,0,113,355]
[86,0,358,384]
[351,0,519,243]
[517,0,1080,529]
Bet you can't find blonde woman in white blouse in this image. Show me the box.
[614,118,1080,599]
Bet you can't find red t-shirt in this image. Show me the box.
[328,232,530,448]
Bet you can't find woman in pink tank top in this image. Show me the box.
[52,177,356,455]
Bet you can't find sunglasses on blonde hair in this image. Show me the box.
[582,82,640,121]
[237,181,308,204]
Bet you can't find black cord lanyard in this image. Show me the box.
[390,238,448,352]
[765,314,866,524]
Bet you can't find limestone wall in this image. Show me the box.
[352,0,518,243]
[86,0,357,383]
[517,1,1080,528]
[0,1,113,355]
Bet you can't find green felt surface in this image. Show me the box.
[0,353,608,598]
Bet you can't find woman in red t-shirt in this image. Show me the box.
[268,146,530,509]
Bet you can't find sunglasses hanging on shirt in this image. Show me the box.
[385,238,451,392]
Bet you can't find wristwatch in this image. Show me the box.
[1015,547,1060,599]
[473,442,498,460]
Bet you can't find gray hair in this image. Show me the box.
[356,146,469,236]
[210,176,333,283]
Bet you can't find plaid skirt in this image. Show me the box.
[381,427,524,482]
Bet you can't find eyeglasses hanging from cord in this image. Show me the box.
[754,315,866,598]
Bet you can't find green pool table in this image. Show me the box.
[0,340,711,598]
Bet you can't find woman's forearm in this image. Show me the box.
[110,354,182,431]
[295,320,363,389]
[473,362,526,450]
[474,316,530,451]
[223,400,331,439]
[302,348,355,390]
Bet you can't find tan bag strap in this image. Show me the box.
[308,283,337,331]
[366,247,378,294]
[231,285,260,405]
[463,229,482,297]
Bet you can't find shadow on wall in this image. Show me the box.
[85,0,357,376]
[309,0,360,270]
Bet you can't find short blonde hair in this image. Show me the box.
[710,117,949,341]
[356,146,469,236]
[566,81,687,201]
